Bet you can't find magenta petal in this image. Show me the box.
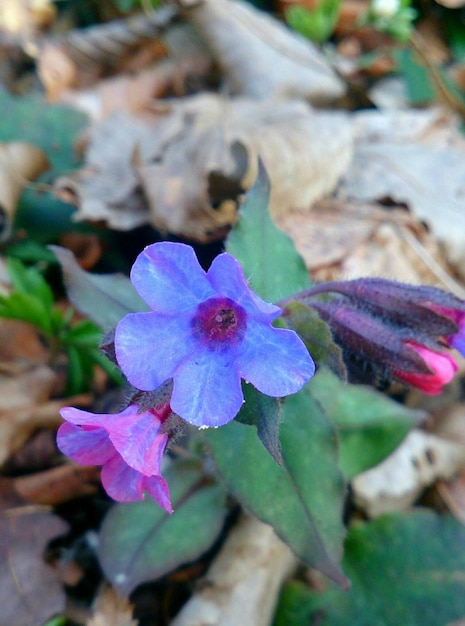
[238,320,315,396]
[143,475,173,513]
[101,455,145,502]
[207,253,281,320]
[57,423,115,465]
[171,349,243,427]
[131,242,214,314]
[115,311,195,390]
[108,410,169,476]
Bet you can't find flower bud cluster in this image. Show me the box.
[293,278,465,395]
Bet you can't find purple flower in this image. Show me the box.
[115,242,315,428]
[430,306,465,357]
[57,404,172,512]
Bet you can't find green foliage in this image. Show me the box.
[285,1,341,44]
[0,89,89,241]
[236,384,283,464]
[274,510,465,626]
[361,0,417,42]
[50,245,148,331]
[205,386,348,588]
[227,162,311,303]
[114,0,161,11]
[393,47,435,105]
[0,257,118,393]
[283,301,346,377]
[309,368,420,478]
[99,461,228,595]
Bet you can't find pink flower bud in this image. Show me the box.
[393,342,458,395]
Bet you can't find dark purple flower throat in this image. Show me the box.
[191,297,247,348]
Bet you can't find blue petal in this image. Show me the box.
[115,311,196,391]
[131,242,214,314]
[171,349,243,427]
[207,253,281,321]
[57,423,115,466]
[237,320,315,396]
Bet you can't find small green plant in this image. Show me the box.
[361,0,417,42]
[0,257,120,394]
[285,0,341,44]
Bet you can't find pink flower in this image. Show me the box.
[57,404,172,512]
[393,342,458,395]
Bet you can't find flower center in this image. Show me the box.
[191,297,247,348]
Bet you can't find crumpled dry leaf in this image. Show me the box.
[0,0,56,40]
[57,24,213,122]
[0,142,49,237]
[37,6,176,100]
[352,430,465,518]
[337,108,465,280]
[171,514,297,626]
[0,505,68,626]
[277,198,465,292]
[0,372,89,466]
[87,585,138,626]
[54,95,352,242]
[178,0,346,103]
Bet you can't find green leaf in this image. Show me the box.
[65,344,86,395]
[236,385,283,464]
[283,301,346,378]
[309,369,420,478]
[227,162,310,303]
[99,461,228,595]
[286,1,340,44]
[0,291,52,335]
[393,48,435,106]
[274,510,465,626]
[50,245,148,330]
[205,386,347,587]
[6,257,54,308]
[62,319,103,348]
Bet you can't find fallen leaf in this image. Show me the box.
[37,6,176,100]
[171,514,298,626]
[0,0,56,39]
[0,506,68,626]
[87,585,138,626]
[0,142,49,235]
[54,24,213,122]
[337,108,465,280]
[352,430,465,517]
[179,0,346,103]
[276,198,462,290]
[13,463,101,506]
[55,95,352,242]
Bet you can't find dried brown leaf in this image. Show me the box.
[277,198,459,290]
[178,0,346,103]
[0,0,56,39]
[0,389,91,467]
[37,6,177,100]
[0,142,49,228]
[87,585,138,626]
[352,430,465,518]
[171,514,297,626]
[13,463,101,505]
[337,108,465,280]
[0,507,68,626]
[55,95,352,242]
